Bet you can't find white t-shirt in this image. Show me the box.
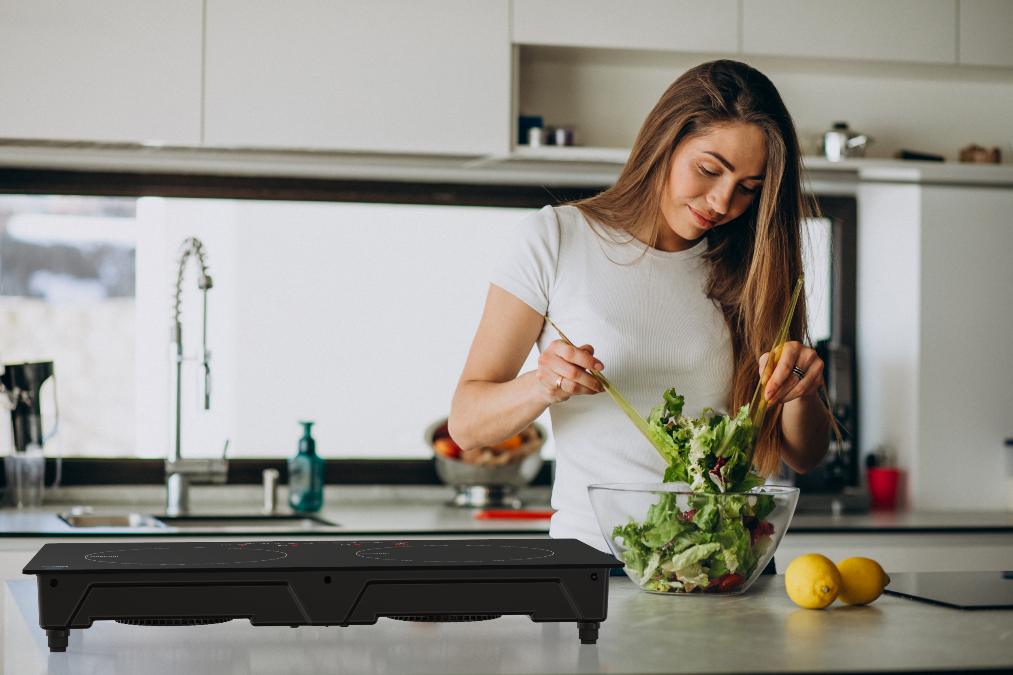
[490,205,734,552]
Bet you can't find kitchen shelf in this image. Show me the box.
[509,145,630,164]
[3,139,1013,190]
[508,145,1013,187]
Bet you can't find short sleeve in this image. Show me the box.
[489,205,561,316]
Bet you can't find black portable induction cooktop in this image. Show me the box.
[24,538,624,652]
[884,571,1013,609]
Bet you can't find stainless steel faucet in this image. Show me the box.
[165,238,228,516]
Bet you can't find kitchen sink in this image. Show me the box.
[59,513,165,528]
[59,512,337,529]
[157,515,336,529]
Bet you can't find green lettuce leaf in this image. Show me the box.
[752,494,777,520]
[735,473,767,492]
[666,542,721,570]
[692,502,719,532]
[644,493,682,527]
[642,518,691,548]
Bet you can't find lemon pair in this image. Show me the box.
[785,554,890,609]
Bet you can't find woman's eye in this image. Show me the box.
[698,165,718,177]
[738,184,760,196]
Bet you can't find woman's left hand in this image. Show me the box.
[758,341,824,406]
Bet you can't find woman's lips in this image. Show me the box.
[688,206,718,229]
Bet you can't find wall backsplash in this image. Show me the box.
[134,198,552,461]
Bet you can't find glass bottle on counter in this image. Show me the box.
[288,421,324,512]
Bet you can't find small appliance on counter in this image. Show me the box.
[0,361,60,508]
[288,421,324,513]
[1,361,57,454]
[24,538,622,652]
[822,122,870,161]
[886,572,1013,609]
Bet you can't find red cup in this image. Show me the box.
[866,467,902,510]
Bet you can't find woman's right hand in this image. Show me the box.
[536,340,604,403]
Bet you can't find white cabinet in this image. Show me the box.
[959,0,1013,67]
[0,0,203,144]
[203,0,511,156]
[512,0,738,54]
[743,0,957,65]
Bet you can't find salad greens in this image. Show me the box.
[612,491,776,593]
[647,389,766,494]
[610,389,777,593]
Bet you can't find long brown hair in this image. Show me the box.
[573,59,827,477]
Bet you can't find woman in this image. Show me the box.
[450,60,832,552]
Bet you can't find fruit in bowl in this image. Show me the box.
[426,419,546,507]
[589,482,799,594]
[431,423,540,467]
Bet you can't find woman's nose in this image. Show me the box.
[707,185,733,216]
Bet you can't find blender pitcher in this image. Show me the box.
[1,362,60,508]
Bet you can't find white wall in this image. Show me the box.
[856,184,922,504]
[857,183,1013,511]
[520,48,1013,162]
[136,200,550,460]
[917,186,1013,510]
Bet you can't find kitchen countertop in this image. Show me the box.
[0,486,554,537]
[2,485,1013,537]
[6,573,1013,675]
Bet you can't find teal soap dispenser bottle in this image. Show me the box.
[288,421,324,512]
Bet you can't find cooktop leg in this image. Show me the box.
[577,622,599,644]
[46,629,70,652]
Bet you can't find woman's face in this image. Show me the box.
[655,123,768,252]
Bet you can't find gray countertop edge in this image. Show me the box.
[2,484,1013,537]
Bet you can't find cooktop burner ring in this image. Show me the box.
[354,543,555,564]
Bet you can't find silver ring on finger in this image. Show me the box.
[555,375,564,390]
[791,366,805,381]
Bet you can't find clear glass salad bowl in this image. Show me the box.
[588,483,799,595]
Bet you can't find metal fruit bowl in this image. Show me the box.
[426,419,546,508]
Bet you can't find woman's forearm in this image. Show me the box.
[449,371,549,450]
[778,393,831,473]
[449,284,603,451]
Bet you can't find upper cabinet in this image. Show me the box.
[203,0,511,156]
[959,0,1013,67]
[0,0,203,144]
[742,0,957,64]
[512,0,739,53]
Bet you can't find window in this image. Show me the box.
[0,185,852,476]
[1,195,554,460]
[0,195,137,457]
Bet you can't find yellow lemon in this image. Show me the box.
[785,554,841,609]
[836,557,890,605]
